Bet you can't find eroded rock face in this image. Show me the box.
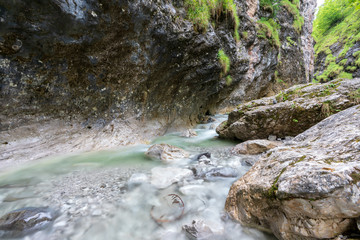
[0,0,316,167]
[225,105,360,240]
[217,78,360,141]
[0,0,316,131]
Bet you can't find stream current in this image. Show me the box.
[0,115,276,240]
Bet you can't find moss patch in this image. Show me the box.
[257,18,281,48]
[280,0,304,33]
[218,49,230,75]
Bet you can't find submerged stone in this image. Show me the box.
[182,219,224,240]
[145,144,190,163]
[0,207,58,238]
[151,167,193,189]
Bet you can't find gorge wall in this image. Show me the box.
[0,0,315,132]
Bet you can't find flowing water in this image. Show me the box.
[0,115,276,240]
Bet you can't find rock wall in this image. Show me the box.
[0,0,315,133]
[225,104,360,240]
[217,78,360,141]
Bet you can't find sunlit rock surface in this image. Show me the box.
[225,105,360,240]
[232,139,281,155]
[217,78,360,141]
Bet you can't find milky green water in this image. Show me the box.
[0,115,276,240]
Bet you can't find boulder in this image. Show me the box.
[145,144,190,163]
[0,207,58,238]
[150,167,193,189]
[191,165,238,181]
[225,105,360,240]
[232,139,281,155]
[181,129,198,138]
[182,219,224,240]
[217,78,360,141]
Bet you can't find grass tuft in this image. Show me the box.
[185,0,241,41]
[218,49,230,75]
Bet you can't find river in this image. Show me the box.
[0,115,276,240]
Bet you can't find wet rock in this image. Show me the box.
[182,219,224,240]
[240,155,261,166]
[217,78,360,141]
[127,173,148,188]
[268,135,277,141]
[181,129,198,138]
[0,207,58,238]
[145,144,190,163]
[195,152,212,165]
[179,185,207,196]
[151,167,193,189]
[198,156,212,165]
[191,165,238,181]
[232,139,281,155]
[200,116,216,124]
[225,105,360,240]
[151,193,185,223]
[196,152,211,160]
[203,167,238,180]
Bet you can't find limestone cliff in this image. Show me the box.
[0,0,315,164]
[0,0,315,130]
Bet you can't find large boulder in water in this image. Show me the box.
[145,144,190,163]
[0,207,58,238]
[217,78,360,141]
[225,105,360,239]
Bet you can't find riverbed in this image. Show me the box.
[0,115,276,240]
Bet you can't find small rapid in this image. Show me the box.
[0,115,275,240]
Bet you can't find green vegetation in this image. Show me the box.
[185,0,240,41]
[354,51,360,58]
[218,49,230,74]
[275,70,285,83]
[257,18,281,47]
[280,0,304,33]
[242,31,248,39]
[338,71,353,79]
[218,49,233,84]
[286,36,296,46]
[226,75,233,85]
[339,59,348,66]
[350,88,360,103]
[260,0,280,16]
[257,0,303,48]
[313,0,360,82]
[347,66,357,72]
[324,54,336,66]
